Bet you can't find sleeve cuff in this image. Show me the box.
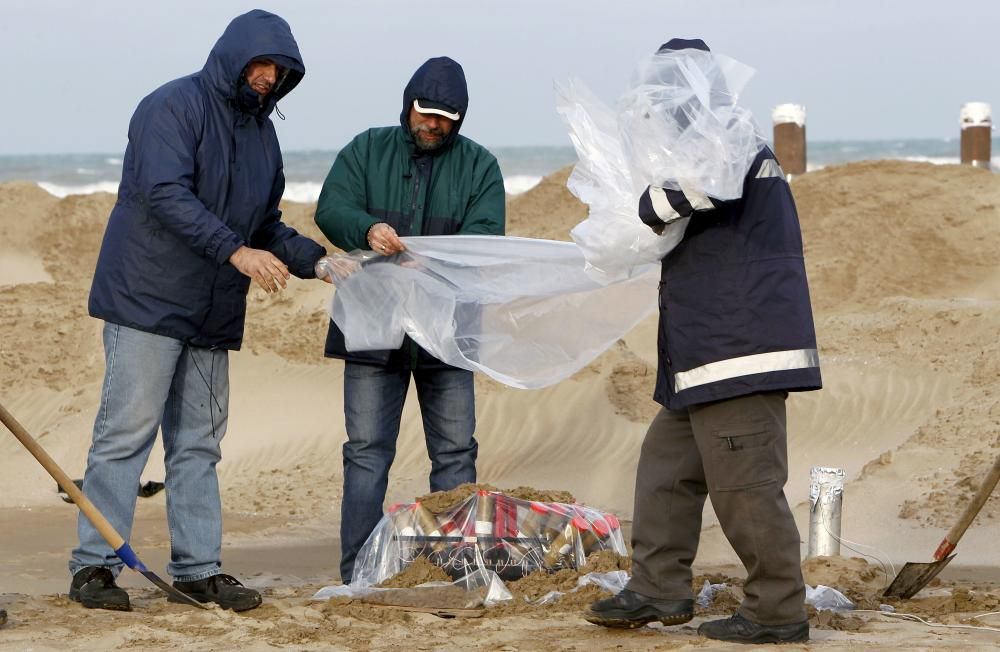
[210,228,245,265]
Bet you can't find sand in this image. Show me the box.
[0,159,999,649]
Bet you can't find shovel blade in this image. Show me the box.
[881,554,956,599]
[138,569,211,609]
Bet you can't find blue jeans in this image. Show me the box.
[70,323,229,582]
[340,361,477,582]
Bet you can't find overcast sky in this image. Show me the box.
[4,0,999,154]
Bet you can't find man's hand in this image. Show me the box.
[229,246,289,293]
[367,222,406,256]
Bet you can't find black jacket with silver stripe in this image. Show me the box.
[639,146,822,409]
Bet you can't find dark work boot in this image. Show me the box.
[69,566,131,611]
[169,573,261,612]
[585,588,693,629]
[698,613,809,643]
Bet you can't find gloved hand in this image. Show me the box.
[315,255,361,286]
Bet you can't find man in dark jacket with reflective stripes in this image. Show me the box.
[314,57,505,583]
[587,39,821,644]
[69,10,326,612]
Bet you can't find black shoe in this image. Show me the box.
[698,613,809,644]
[169,573,261,612]
[585,589,693,629]
[69,566,131,611]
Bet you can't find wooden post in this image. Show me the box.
[960,102,992,169]
[772,104,807,177]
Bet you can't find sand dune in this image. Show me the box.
[1,160,999,648]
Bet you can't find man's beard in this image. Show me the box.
[411,125,447,151]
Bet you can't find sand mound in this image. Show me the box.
[792,160,1000,311]
[505,166,585,241]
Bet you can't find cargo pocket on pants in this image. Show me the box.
[709,424,778,492]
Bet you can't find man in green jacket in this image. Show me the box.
[314,56,505,583]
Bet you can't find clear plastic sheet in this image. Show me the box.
[556,47,765,281]
[348,491,628,588]
[311,567,513,608]
[320,236,658,389]
[805,584,856,612]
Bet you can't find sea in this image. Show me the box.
[1,139,997,202]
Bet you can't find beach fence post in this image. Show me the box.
[772,104,807,178]
[960,102,992,169]
[808,466,846,558]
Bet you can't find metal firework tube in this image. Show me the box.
[492,495,519,559]
[414,502,450,553]
[520,502,548,538]
[541,502,571,541]
[512,501,546,552]
[389,503,419,556]
[570,514,598,563]
[587,517,611,554]
[474,490,495,550]
[604,513,626,548]
[542,520,575,568]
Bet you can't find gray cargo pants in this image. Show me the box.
[626,391,806,625]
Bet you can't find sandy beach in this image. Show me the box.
[1,160,999,649]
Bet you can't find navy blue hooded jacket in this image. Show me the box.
[89,10,325,349]
[639,39,822,409]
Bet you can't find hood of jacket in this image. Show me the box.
[399,57,469,152]
[201,9,305,119]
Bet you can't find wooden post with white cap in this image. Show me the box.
[960,102,992,169]
[772,104,807,178]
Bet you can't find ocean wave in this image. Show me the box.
[283,177,544,203]
[806,155,1000,172]
[283,182,323,203]
[504,175,542,195]
[36,181,119,197]
[36,176,546,203]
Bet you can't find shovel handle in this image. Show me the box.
[934,451,1000,561]
[0,402,126,550]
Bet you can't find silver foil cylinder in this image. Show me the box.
[808,466,846,558]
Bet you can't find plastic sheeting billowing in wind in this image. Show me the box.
[320,236,658,389]
[556,47,766,282]
[322,47,766,389]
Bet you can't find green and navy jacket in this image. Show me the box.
[314,57,505,366]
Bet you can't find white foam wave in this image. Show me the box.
[282,181,323,203]
[284,176,545,203]
[504,175,542,195]
[36,181,119,197]
[806,155,1000,173]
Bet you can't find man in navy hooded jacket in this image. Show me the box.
[68,10,325,612]
[314,57,505,583]
[586,39,820,644]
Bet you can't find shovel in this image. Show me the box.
[883,450,1000,599]
[0,401,209,609]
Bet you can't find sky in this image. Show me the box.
[3,0,1000,155]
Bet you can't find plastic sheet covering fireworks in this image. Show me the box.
[349,490,627,587]
[555,47,765,282]
[318,235,658,389]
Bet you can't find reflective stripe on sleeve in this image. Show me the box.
[673,348,819,392]
[755,159,786,179]
[648,186,683,223]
